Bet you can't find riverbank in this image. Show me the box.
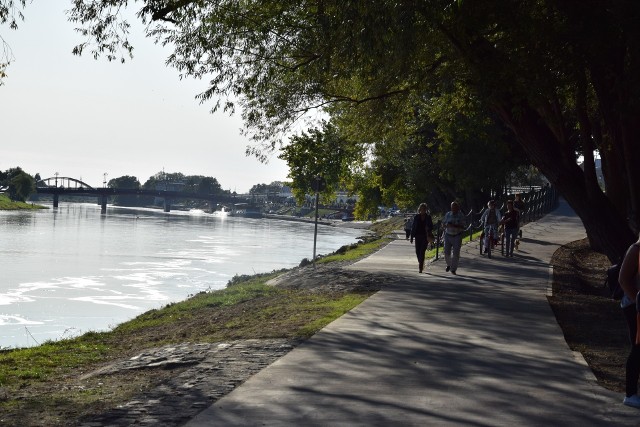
[0,194,47,210]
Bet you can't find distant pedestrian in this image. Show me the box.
[404,215,414,240]
[514,193,525,236]
[480,200,502,254]
[500,200,519,257]
[410,203,433,273]
[442,201,466,274]
[619,234,640,409]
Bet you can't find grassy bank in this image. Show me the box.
[0,194,47,210]
[0,219,399,424]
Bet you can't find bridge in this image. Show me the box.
[35,176,241,213]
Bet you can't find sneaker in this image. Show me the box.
[446,265,450,272]
[623,394,640,408]
[451,269,457,275]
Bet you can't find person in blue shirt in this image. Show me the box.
[480,200,502,254]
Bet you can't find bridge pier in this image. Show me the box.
[100,195,107,214]
[53,194,59,208]
[163,199,171,212]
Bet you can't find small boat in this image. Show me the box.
[231,203,264,218]
[212,206,231,217]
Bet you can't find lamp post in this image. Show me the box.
[311,176,325,267]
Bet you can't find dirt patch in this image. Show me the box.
[548,237,628,392]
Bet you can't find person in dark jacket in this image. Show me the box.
[500,200,520,257]
[410,203,434,273]
[619,235,640,408]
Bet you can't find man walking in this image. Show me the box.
[442,201,466,274]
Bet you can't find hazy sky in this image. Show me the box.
[0,3,289,193]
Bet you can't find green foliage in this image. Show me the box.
[108,175,141,206]
[279,121,361,205]
[1,167,35,202]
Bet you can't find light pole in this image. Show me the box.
[312,176,325,268]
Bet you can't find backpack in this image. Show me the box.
[604,263,624,300]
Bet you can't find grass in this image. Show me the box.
[0,194,47,210]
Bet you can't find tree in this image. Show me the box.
[279,121,361,205]
[2,167,34,202]
[6,0,636,260]
[108,175,141,206]
[0,0,26,85]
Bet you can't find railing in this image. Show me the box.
[433,186,558,260]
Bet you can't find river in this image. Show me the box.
[0,203,369,349]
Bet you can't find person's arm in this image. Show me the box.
[619,244,640,300]
[427,215,434,232]
[480,210,487,225]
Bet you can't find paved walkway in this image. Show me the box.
[186,199,639,426]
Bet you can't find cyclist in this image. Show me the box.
[480,200,502,254]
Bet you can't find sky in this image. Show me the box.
[0,2,290,193]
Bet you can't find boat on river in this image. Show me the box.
[230,203,264,218]
[212,206,232,217]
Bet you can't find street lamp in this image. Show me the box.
[311,176,326,267]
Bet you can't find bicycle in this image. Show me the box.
[479,224,503,258]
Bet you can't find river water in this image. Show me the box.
[0,203,368,349]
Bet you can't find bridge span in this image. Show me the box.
[35,177,240,213]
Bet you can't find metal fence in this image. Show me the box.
[432,186,559,260]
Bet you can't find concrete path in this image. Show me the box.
[186,199,640,426]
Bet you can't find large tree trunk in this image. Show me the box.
[494,101,635,262]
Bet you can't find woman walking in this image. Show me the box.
[410,203,434,273]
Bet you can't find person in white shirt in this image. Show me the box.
[442,201,466,274]
[480,200,502,254]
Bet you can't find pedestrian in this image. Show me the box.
[410,203,434,273]
[514,193,525,237]
[442,201,466,274]
[619,234,640,408]
[404,215,414,240]
[480,200,502,254]
[499,200,519,257]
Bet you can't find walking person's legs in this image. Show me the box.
[444,234,453,272]
[415,236,427,272]
[505,228,516,256]
[450,234,463,274]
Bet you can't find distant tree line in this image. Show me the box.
[107,171,228,208]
